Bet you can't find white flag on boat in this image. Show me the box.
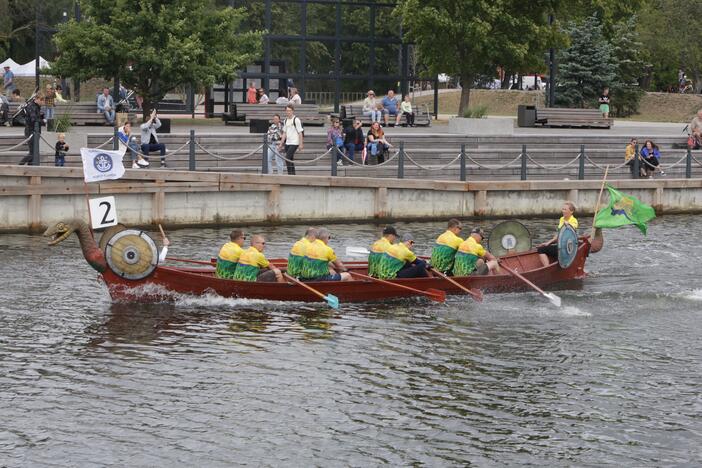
[80,147,126,183]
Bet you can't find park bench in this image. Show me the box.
[223,103,327,126]
[534,107,612,128]
[340,103,432,127]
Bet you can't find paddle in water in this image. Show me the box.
[283,273,340,309]
[349,271,446,303]
[499,263,561,307]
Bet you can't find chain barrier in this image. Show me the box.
[465,153,523,170]
[403,150,463,171]
[274,146,335,165]
[0,134,33,153]
[336,148,400,167]
[584,155,630,171]
[524,153,583,170]
[195,141,263,161]
[93,137,114,149]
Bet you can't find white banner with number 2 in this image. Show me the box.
[89,196,118,230]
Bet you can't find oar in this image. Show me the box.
[283,273,340,309]
[345,246,370,257]
[499,263,561,307]
[430,269,483,302]
[166,257,214,266]
[348,271,446,303]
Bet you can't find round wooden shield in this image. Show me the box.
[557,224,578,269]
[487,221,532,257]
[105,229,159,280]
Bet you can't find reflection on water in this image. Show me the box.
[1,215,702,466]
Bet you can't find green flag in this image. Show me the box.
[594,186,656,235]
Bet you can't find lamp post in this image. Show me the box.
[60,11,69,99]
[34,2,40,90]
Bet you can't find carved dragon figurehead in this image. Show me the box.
[44,219,107,272]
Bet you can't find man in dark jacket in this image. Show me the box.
[343,119,364,163]
[19,95,44,165]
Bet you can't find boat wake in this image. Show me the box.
[683,289,702,301]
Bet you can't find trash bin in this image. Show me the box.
[517,105,536,127]
[249,118,269,133]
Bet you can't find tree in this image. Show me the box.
[51,0,262,118]
[609,17,646,116]
[556,15,618,109]
[396,0,560,115]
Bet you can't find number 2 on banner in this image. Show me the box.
[88,196,118,229]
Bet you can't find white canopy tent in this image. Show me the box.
[13,57,51,76]
[0,58,21,70]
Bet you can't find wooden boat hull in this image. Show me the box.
[99,239,591,304]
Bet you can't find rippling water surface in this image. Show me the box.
[1,216,701,466]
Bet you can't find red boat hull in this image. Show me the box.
[99,239,591,303]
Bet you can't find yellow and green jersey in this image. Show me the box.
[301,240,336,279]
[377,243,416,279]
[454,236,486,276]
[431,230,463,273]
[287,237,310,277]
[232,246,270,282]
[558,215,578,230]
[368,237,392,277]
[216,241,243,279]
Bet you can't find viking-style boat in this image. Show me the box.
[46,220,601,305]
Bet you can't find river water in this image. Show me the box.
[1,216,701,467]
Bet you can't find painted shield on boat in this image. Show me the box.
[557,224,578,269]
[105,229,159,280]
[487,221,532,257]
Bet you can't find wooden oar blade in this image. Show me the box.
[345,246,370,257]
[546,293,561,307]
[425,288,446,303]
[325,294,340,309]
[470,289,484,302]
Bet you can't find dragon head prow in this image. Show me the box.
[44,219,86,246]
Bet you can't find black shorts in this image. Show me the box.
[537,244,559,259]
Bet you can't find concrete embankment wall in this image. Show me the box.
[1,165,701,233]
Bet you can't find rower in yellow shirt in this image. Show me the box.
[537,201,579,267]
[376,233,429,279]
[287,227,317,278]
[454,227,499,276]
[232,234,284,282]
[300,228,352,281]
[368,225,398,277]
[215,229,246,279]
[430,218,464,274]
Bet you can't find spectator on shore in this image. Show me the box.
[690,109,702,150]
[289,87,302,105]
[266,113,285,174]
[246,83,257,104]
[0,93,9,127]
[275,89,288,105]
[365,121,391,164]
[624,138,644,178]
[54,85,68,103]
[599,87,610,119]
[118,121,149,168]
[382,90,401,126]
[44,84,56,122]
[257,88,269,105]
[97,87,115,126]
[10,89,22,102]
[363,90,381,123]
[400,94,415,127]
[140,109,167,168]
[640,139,664,178]
[19,94,44,165]
[3,65,15,94]
[279,104,304,175]
[326,118,345,165]
[344,119,364,163]
[54,133,69,167]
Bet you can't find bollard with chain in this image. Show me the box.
[397,141,405,179]
[633,144,640,179]
[113,127,119,151]
[459,144,466,181]
[520,144,527,180]
[189,129,196,171]
[32,121,40,166]
[261,133,269,174]
[686,146,692,179]
[331,144,338,176]
[578,144,585,180]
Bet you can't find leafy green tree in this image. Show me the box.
[609,17,646,116]
[556,15,618,108]
[397,0,560,115]
[51,0,262,117]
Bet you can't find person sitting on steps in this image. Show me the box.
[140,109,167,168]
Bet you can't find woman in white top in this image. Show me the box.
[363,90,382,123]
[257,88,269,104]
[289,87,302,105]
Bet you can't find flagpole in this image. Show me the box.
[591,165,610,239]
